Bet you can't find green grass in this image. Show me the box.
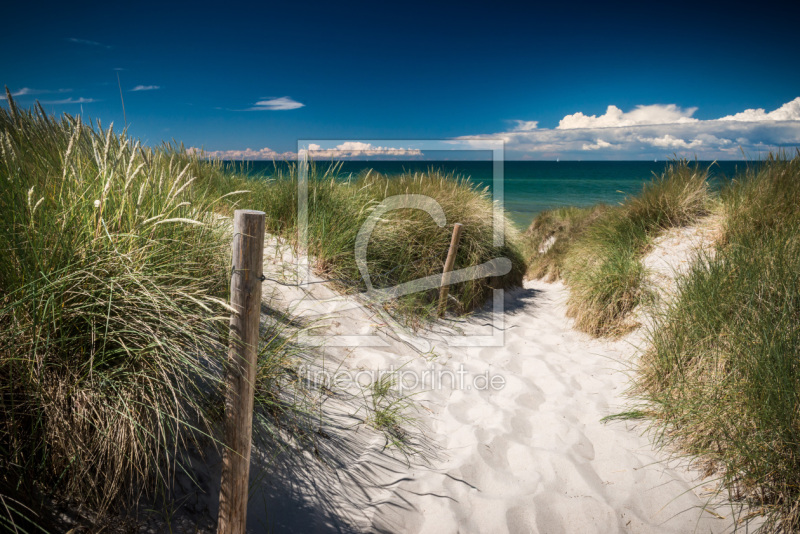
[178,157,528,322]
[634,153,800,531]
[0,97,522,529]
[0,97,230,514]
[526,159,710,336]
[251,166,527,322]
[0,96,318,530]
[524,204,608,281]
[363,371,420,458]
[562,211,651,335]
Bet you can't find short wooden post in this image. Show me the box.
[217,210,265,534]
[438,223,463,317]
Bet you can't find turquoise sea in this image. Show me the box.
[237,161,747,231]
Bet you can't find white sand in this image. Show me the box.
[222,232,743,533]
[641,214,722,304]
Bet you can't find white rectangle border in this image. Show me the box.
[296,139,506,347]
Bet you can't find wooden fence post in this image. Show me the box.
[438,223,463,317]
[217,210,265,534]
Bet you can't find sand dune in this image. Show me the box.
[228,235,741,533]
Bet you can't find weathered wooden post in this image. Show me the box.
[438,223,463,317]
[217,210,265,534]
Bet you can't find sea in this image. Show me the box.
[232,160,748,231]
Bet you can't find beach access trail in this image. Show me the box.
[240,233,738,534]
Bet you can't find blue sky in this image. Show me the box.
[2,0,799,160]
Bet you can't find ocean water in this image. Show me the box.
[236,160,746,230]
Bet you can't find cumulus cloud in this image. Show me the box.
[558,104,698,129]
[582,139,614,151]
[306,142,424,158]
[130,85,160,92]
[187,146,296,160]
[638,134,703,149]
[457,98,800,159]
[248,97,304,111]
[719,98,800,122]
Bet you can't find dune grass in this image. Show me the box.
[0,96,322,530]
[634,153,800,531]
[0,96,230,515]
[526,159,710,336]
[525,204,608,281]
[363,370,420,457]
[562,212,651,335]
[251,166,527,321]
[529,155,800,529]
[0,96,523,529]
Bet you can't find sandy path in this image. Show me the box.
[233,235,739,533]
[368,280,732,533]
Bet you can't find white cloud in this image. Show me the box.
[582,139,614,150]
[248,97,304,111]
[40,97,96,104]
[130,85,160,92]
[458,98,800,159]
[1,87,72,100]
[719,97,800,122]
[307,142,423,158]
[558,104,698,129]
[188,142,424,160]
[638,134,703,149]
[512,120,538,131]
[10,87,36,97]
[186,99,800,162]
[187,146,296,160]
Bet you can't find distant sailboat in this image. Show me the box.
[556,158,560,163]
[654,158,657,162]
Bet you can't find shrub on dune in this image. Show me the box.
[636,153,800,531]
[0,97,234,521]
[255,167,527,320]
[526,159,710,336]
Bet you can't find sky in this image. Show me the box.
[2,0,799,160]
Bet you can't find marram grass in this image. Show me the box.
[634,153,800,532]
[524,204,608,281]
[0,96,317,530]
[526,159,710,336]
[0,96,231,512]
[250,165,527,322]
[0,96,521,529]
[530,155,800,530]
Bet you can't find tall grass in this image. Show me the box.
[525,204,608,281]
[0,94,238,519]
[253,167,527,320]
[526,160,710,336]
[635,153,800,531]
[562,211,651,335]
[0,96,520,528]
[0,95,329,531]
